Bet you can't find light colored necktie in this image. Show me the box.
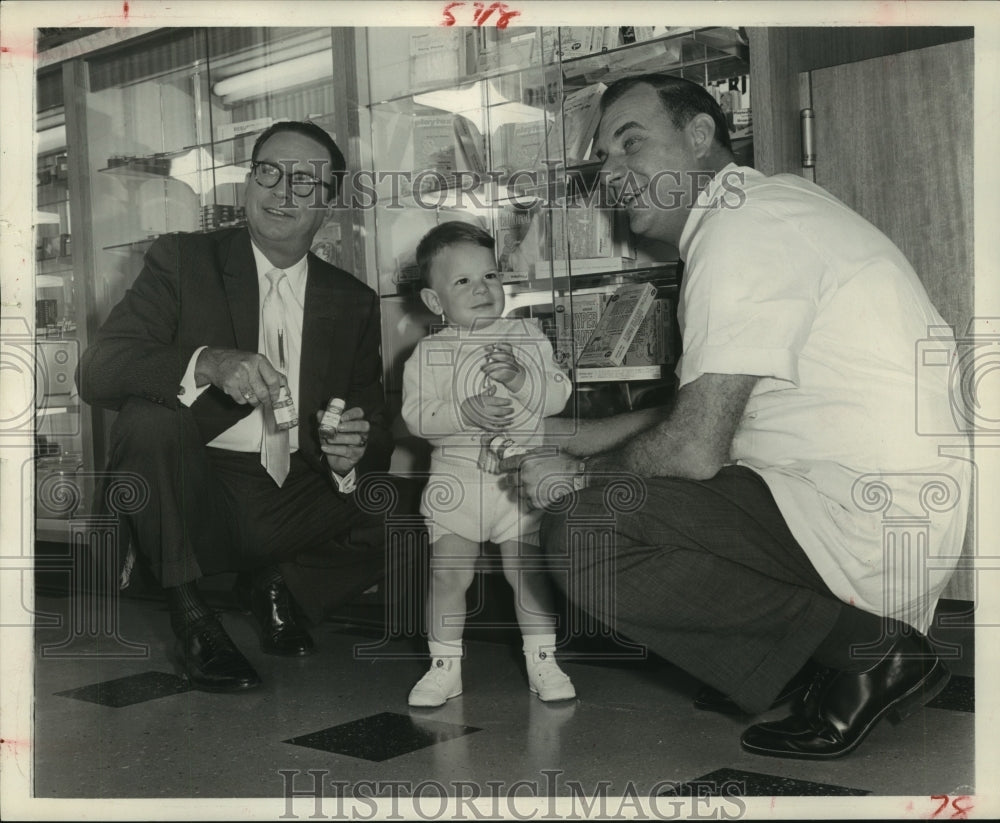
[261,268,290,487]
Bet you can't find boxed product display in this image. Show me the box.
[495,206,538,282]
[576,282,657,368]
[553,292,605,367]
[543,200,635,262]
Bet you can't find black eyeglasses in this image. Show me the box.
[250,160,329,197]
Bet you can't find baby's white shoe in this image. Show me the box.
[525,649,576,702]
[408,657,462,707]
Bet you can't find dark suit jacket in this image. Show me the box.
[78,227,392,482]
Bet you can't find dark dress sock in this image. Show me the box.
[811,603,905,671]
[165,580,213,637]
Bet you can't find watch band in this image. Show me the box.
[572,456,590,491]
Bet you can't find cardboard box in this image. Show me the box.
[576,282,656,368]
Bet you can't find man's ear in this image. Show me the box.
[686,113,718,159]
[420,287,443,316]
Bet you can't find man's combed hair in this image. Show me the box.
[416,221,496,288]
[600,74,733,155]
[251,120,347,199]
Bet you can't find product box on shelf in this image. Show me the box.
[543,200,635,263]
[558,27,619,59]
[412,114,458,190]
[561,82,607,164]
[477,28,539,72]
[410,29,465,88]
[553,291,605,367]
[494,121,549,176]
[496,205,539,282]
[454,116,487,174]
[576,281,656,368]
[36,299,59,329]
[621,296,674,367]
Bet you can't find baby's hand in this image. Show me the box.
[481,343,525,393]
[460,393,514,430]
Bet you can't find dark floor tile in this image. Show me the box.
[660,768,870,797]
[927,674,974,713]
[284,711,482,762]
[55,671,191,708]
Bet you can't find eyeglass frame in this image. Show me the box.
[249,159,333,199]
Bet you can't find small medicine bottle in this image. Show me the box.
[319,397,346,438]
[273,385,298,431]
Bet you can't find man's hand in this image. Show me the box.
[317,406,370,475]
[195,347,285,407]
[481,342,525,394]
[500,449,584,510]
[461,392,514,430]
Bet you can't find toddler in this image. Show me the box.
[401,221,576,707]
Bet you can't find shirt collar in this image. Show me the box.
[250,240,309,304]
[678,161,742,262]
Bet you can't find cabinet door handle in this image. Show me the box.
[800,107,816,168]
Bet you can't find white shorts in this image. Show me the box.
[420,466,541,546]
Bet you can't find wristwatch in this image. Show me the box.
[572,456,590,491]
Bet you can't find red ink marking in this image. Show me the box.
[123,1,130,19]
[930,796,950,818]
[951,797,973,819]
[1,47,10,53]
[495,5,520,28]
[473,2,491,25]
[440,1,519,28]
[440,1,463,26]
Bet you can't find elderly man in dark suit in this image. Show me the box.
[78,121,392,692]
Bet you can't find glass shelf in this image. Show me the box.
[37,399,80,417]
[370,262,682,302]
[573,365,666,383]
[521,262,681,294]
[103,238,157,253]
[367,28,551,106]
[36,263,74,279]
[560,26,748,86]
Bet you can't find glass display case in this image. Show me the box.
[34,24,751,495]
[34,27,350,539]
[351,26,751,469]
[35,66,91,538]
[82,28,344,321]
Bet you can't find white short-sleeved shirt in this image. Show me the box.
[677,165,970,632]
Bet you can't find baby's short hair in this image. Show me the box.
[416,221,496,288]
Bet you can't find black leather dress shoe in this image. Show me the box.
[694,663,815,715]
[175,615,261,692]
[237,576,315,657]
[740,633,950,759]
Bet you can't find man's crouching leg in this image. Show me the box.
[105,397,260,692]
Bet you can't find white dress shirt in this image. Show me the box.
[178,241,355,492]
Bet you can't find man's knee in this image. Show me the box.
[109,397,201,463]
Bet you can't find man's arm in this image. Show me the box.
[589,373,757,480]
[543,407,667,457]
[77,235,197,410]
[503,373,757,509]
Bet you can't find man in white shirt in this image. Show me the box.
[503,75,970,759]
[79,122,392,692]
